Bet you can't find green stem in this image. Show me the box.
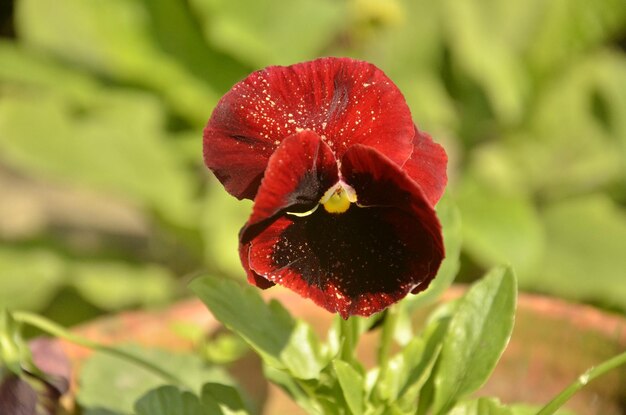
[536,350,626,415]
[338,317,358,364]
[13,311,192,389]
[377,307,399,374]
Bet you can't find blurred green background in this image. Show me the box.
[0,0,624,327]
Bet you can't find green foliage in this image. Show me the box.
[432,267,517,414]
[193,267,519,415]
[190,276,328,379]
[77,346,234,414]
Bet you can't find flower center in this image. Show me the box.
[321,182,357,214]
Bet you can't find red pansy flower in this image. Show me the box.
[204,57,447,318]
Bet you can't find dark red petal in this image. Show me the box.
[401,126,448,206]
[247,204,441,318]
[240,129,338,243]
[239,240,274,289]
[204,57,414,199]
[246,147,444,318]
[341,144,444,253]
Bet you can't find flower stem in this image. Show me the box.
[13,311,192,389]
[377,306,399,374]
[536,350,626,415]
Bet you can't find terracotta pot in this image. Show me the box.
[58,286,626,415]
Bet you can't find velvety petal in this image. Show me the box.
[342,144,443,246]
[239,240,274,289]
[240,129,339,244]
[247,205,441,318]
[204,57,415,199]
[246,147,444,318]
[401,126,448,206]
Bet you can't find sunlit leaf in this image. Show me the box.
[432,267,517,414]
[190,0,346,67]
[16,0,217,125]
[527,195,626,311]
[333,360,364,415]
[191,276,325,379]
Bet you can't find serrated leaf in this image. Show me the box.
[333,360,364,415]
[432,267,517,414]
[134,385,206,415]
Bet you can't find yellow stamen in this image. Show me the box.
[321,183,357,214]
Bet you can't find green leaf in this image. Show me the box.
[441,0,529,123]
[394,317,449,413]
[190,276,292,368]
[70,262,176,311]
[191,0,347,67]
[432,267,517,414]
[448,397,513,415]
[16,0,217,125]
[526,195,626,311]
[0,248,65,311]
[263,366,322,415]
[0,89,197,227]
[280,321,328,380]
[141,0,249,90]
[190,276,325,379]
[333,360,364,415]
[359,1,458,131]
[457,177,545,276]
[77,346,232,414]
[506,51,626,199]
[526,0,626,76]
[0,309,36,375]
[201,383,250,415]
[134,385,206,415]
